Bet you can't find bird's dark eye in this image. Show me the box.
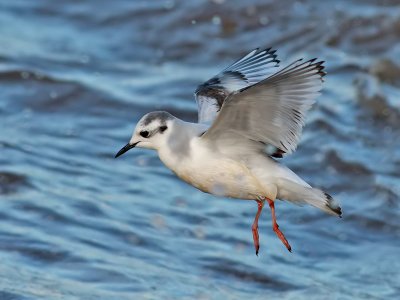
[140,130,149,138]
[159,126,168,133]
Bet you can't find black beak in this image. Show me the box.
[115,142,138,158]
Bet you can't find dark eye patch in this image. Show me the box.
[159,125,168,133]
[140,130,149,138]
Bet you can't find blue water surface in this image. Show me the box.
[0,0,399,299]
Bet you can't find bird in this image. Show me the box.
[115,47,342,255]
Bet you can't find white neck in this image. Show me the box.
[157,119,208,172]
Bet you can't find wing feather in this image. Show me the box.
[201,59,326,155]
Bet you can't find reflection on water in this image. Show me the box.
[0,0,399,299]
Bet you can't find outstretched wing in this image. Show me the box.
[201,58,326,155]
[195,48,280,124]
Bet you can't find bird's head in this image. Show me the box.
[115,111,175,158]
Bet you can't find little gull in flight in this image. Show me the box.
[115,47,342,255]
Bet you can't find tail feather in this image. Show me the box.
[323,192,342,217]
[277,178,342,217]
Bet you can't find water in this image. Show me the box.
[1,0,399,299]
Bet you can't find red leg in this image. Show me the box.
[252,199,265,256]
[266,198,292,252]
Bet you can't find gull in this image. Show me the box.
[115,47,342,255]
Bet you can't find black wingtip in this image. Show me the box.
[299,58,326,80]
[316,60,326,78]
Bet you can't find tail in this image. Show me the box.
[277,178,342,217]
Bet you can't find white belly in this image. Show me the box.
[178,158,265,199]
[159,139,266,200]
